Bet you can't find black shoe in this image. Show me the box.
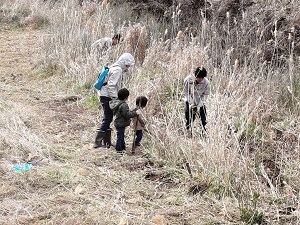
[135,142,141,147]
[116,145,122,152]
[103,129,112,148]
[93,130,105,148]
[187,130,192,138]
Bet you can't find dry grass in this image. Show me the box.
[0,0,300,224]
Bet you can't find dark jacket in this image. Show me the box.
[109,99,137,128]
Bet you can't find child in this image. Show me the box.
[132,96,148,148]
[109,88,138,152]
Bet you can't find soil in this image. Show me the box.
[0,25,198,225]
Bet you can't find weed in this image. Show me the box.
[16,8,31,17]
[31,15,49,29]
[46,169,78,185]
[79,81,93,90]
[33,62,63,78]
[240,192,265,224]
[279,72,300,113]
[240,208,265,225]
[50,148,72,163]
[83,94,98,109]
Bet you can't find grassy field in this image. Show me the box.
[0,0,299,224]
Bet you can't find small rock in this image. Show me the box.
[126,198,140,204]
[118,216,127,225]
[74,184,85,194]
[78,168,88,176]
[151,214,167,225]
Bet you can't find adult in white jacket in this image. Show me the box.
[91,34,121,55]
[94,52,135,148]
[183,66,210,134]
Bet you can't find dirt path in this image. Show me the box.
[0,26,176,225]
[0,27,91,147]
[0,26,209,225]
[0,28,39,76]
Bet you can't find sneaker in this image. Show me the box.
[135,142,141,146]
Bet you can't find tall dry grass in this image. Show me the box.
[1,0,300,224]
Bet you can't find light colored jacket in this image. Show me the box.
[132,113,146,130]
[91,37,112,48]
[98,53,135,98]
[184,75,210,107]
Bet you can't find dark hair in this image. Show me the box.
[112,34,121,42]
[194,66,207,78]
[136,96,148,108]
[118,88,129,100]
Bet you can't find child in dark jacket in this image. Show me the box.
[132,96,148,148]
[109,88,138,152]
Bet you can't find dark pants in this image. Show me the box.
[98,96,113,132]
[116,127,125,151]
[185,102,207,131]
[135,130,143,144]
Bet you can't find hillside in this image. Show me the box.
[0,0,300,224]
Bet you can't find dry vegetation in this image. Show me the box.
[0,0,299,224]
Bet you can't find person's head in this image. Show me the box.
[118,88,130,101]
[194,66,207,83]
[116,53,135,72]
[112,34,121,45]
[136,96,148,109]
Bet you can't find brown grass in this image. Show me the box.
[0,0,299,224]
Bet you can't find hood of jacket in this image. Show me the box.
[110,53,135,71]
[109,99,125,113]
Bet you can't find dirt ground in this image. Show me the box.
[0,26,215,225]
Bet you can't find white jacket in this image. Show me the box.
[98,53,135,98]
[91,37,112,48]
[184,75,210,107]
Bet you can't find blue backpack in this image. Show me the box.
[93,65,109,90]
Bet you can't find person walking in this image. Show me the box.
[93,53,135,148]
[109,88,138,152]
[183,66,210,136]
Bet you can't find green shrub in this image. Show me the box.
[240,208,264,224]
[33,62,63,78]
[31,15,49,29]
[279,72,300,113]
[84,95,98,109]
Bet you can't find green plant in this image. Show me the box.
[235,118,260,140]
[84,95,98,108]
[31,15,49,29]
[9,8,31,24]
[46,169,77,184]
[16,8,31,17]
[50,148,72,163]
[78,81,93,90]
[240,208,264,225]
[279,72,300,114]
[33,61,63,78]
[240,192,265,224]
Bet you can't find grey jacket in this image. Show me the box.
[98,53,135,99]
[184,75,210,107]
[109,99,138,128]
